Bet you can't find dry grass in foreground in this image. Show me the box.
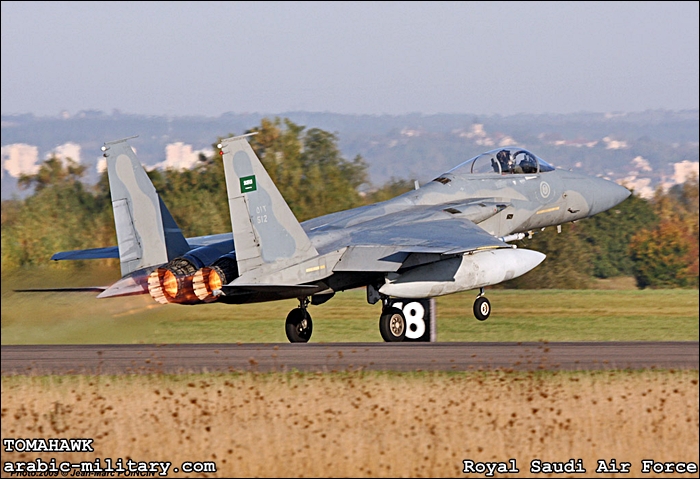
[1,370,698,477]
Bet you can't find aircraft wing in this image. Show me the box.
[304,198,508,231]
[329,210,512,273]
[352,218,507,252]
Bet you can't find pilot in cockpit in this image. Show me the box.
[519,153,537,173]
[496,150,512,173]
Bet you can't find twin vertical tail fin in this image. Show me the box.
[219,134,318,277]
[101,134,314,297]
[102,137,190,277]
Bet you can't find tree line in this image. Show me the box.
[2,117,697,289]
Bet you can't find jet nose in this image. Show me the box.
[585,177,631,216]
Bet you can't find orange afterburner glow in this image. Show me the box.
[148,266,201,305]
[208,269,223,291]
[192,267,223,303]
[163,270,178,298]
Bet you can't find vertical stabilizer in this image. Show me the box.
[220,134,318,275]
[103,138,190,276]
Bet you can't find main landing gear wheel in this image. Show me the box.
[379,307,407,342]
[473,296,491,321]
[285,307,313,343]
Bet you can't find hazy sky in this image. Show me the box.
[1,1,698,117]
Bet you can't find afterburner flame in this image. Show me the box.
[209,269,223,291]
[148,262,201,305]
[147,269,171,304]
[163,270,178,297]
[192,267,223,303]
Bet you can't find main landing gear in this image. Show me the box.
[379,306,407,342]
[473,287,491,321]
[286,287,490,343]
[285,298,313,343]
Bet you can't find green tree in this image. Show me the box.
[298,127,368,219]
[148,154,231,238]
[502,223,594,289]
[365,178,415,204]
[17,156,86,192]
[577,193,657,278]
[630,219,698,288]
[248,117,307,218]
[247,117,368,221]
[2,157,114,269]
[629,174,699,288]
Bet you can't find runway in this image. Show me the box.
[2,341,697,375]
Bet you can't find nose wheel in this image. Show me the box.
[473,288,491,321]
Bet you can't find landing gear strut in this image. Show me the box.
[473,287,491,321]
[285,298,313,343]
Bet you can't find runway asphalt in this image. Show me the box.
[2,341,698,375]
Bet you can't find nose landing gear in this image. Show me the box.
[473,287,491,321]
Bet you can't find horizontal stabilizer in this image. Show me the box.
[14,274,151,299]
[51,246,119,261]
[96,273,150,298]
[14,286,108,293]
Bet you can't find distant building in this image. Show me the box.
[548,138,598,148]
[400,127,422,137]
[156,142,213,170]
[46,142,81,164]
[631,156,653,173]
[96,158,107,175]
[1,143,39,179]
[603,136,628,150]
[456,123,496,146]
[620,175,655,199]
[673,160,699,184]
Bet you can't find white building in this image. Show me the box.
[1,143,39,179]
[673,160,700,184]
[46,142,81,164]
[156,142,212,170]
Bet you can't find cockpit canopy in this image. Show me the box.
[448,147,556,175]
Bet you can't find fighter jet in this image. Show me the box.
[48,135,630,342]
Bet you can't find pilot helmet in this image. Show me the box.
[520,154,537,172]
[496,150,510,164]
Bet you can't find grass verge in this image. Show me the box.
[2,269,698,344]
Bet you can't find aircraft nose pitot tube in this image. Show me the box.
[192,256,239,302]
[147,258,201,304]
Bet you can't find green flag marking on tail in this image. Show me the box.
[240,175,257,193]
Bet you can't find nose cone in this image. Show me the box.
[584,177,631,216]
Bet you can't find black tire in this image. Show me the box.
[285,308,313,343]
[379,307,407,342]
[473,296,491,321]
